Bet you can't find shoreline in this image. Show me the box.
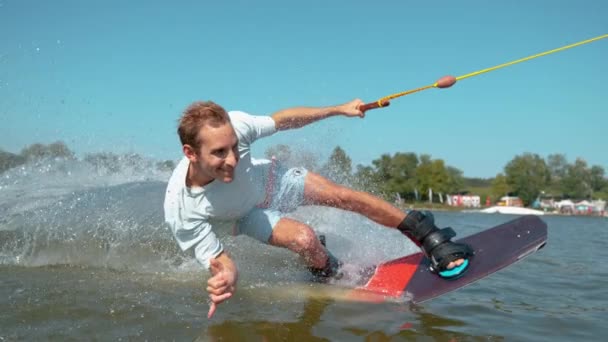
[397,203,607,217]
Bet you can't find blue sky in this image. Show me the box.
[1,0,607,178]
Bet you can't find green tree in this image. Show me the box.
[504,153,550,206]
[415,154,432,200]
[445,166,465,194]
[416,157,442,196]
[20,143,47,160]
[415,154,457,200]
[547,153,568,194]
[384,152,419,197]
[20,141,74,160]
[561,158,592,199]
[0,149,26,173]
[463,177,492,188]
[595,181,608,200]
[47,141,75,159]
[294,150,318,172]
[547,153,568,180]
[369,152,419,200]
[352,164,382,195]
[371,154,394,183]
[320,146,352,184]
[589,165,606,192]
[491,173,510,201]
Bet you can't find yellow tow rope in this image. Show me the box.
[360,33,608,111]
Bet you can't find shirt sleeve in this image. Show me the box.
[192,228,224,270]
[228,111,277,145]
[170,216,223,270]
[164,200,224,270]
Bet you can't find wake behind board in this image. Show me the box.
[340,215,547,303]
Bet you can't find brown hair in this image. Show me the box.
[178,101,231,149]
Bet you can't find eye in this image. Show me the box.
[212,149,228,158]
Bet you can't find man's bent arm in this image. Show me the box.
[206,251,238,318]
[271,99,364,131]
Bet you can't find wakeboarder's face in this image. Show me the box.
[186,123,239,184]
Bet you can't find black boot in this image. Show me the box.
[308,234,343,281]
[398,210,473,278]
[308,252,342,279]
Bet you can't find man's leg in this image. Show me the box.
[238,205,340,278]
[268,217,326,268]
[303,172,405,227]
[302,172,467,271]
[268,217,340,277]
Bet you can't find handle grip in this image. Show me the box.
[359,100,390,112]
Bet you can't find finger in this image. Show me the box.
[207,292,233,319]
[209,258,223,273]
[355,108,365,118]
[207,277,228,289]
[208,302,217,319]
[207,284,229,295]
[210,292,232,304]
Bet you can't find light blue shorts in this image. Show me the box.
[237,166,308,243]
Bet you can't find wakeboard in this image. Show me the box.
[336,215,548,303]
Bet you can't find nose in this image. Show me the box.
[225,149,239,167]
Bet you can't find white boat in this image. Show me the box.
[479,206,545,216]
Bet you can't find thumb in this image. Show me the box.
[209,258,224,274]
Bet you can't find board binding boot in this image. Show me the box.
[308,234,343,282]
[398,210,474,279]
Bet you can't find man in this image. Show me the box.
[163,99,472,318]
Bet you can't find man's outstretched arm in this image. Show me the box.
[271,99,365,131]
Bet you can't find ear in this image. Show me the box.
[183,144,198,162]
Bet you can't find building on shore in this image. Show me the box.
[446,194,481,208]
[552,199,605,216]
[497,196,523,207]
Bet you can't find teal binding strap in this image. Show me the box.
[438,259,470,279]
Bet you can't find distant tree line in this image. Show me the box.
[0,141,176,174]
[494,153,608,205]
[0,141,75,173]
[266,145,608,206]
[266,144,467,202]
[3,142,606,207]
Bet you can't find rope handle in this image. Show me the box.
[359,100,390,112]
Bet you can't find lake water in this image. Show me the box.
[1,160,607,341]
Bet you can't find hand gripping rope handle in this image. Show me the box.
[358,33,608,112]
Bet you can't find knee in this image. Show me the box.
[292,226,319,252]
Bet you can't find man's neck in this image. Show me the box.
[186,162,214,188]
